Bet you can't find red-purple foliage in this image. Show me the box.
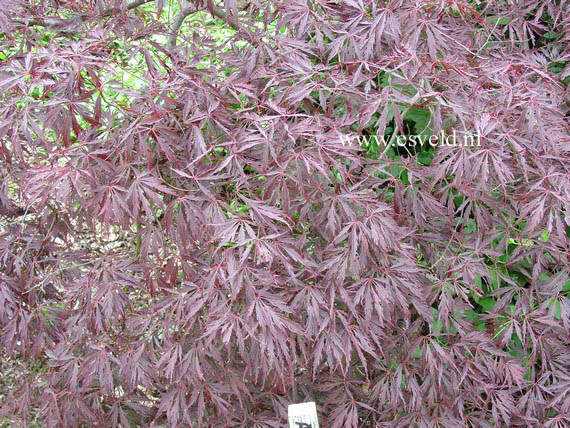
[0,1,569,426]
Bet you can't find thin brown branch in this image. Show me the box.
[102,0,155,17]
[168,3,259,49]
[17,0,154,29]
[168,6,196,49]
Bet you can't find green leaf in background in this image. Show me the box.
[486,16,512,26]
[464,218,476,234]
[405,107,431,136]
[478,297,495,313]
[464,310,487,331]
[543,32,559,40]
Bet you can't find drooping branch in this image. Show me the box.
[17,0,155,29]
[168,1,259,49]
[102,0,155,16]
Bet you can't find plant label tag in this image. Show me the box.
[288,401,319,428]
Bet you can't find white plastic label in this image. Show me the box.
[288,401,319,428]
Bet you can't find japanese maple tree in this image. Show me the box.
[0,0,569,427]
